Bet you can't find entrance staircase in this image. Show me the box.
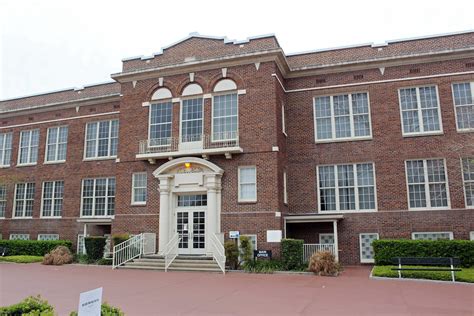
[118,254,223,273]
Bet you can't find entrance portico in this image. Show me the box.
[153,157,223,256]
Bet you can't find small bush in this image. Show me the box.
[84,237,107,260]
[242,259,283,273]
[43,246,73,265]
[373,239,474,267]
[0,295,55,316]
[308,251,339,276]
[224,240,239,270]
[0,240,72,256]
[239,236,253,264]
[70,302,124,316]
[281,239,304,270]
[97,258,113,266]
[112,233,130,247]
[0,255,43,263]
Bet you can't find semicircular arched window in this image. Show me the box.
[213,79,237,92]
[182,83,203,96]
[151,87,172,100]
[212,79,238,142]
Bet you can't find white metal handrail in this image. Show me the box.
[112,233,144,269]
[303,243,335,262]
[164,233,180,272]
[210,233,226,274]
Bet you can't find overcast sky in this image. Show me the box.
[1,0,473,100]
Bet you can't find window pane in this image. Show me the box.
[319,166,335,188]
[409,184,427,208]
[320,188,336,211]
[150,102,172,145]
[456,105,474,130]
[400,88,418,110]
[213,93,238,140]
[406,160,425,184]
[453,83,472,106]
[182,98,203,142]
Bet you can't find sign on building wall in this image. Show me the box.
[229,231,240,239]
[266,230,282,242]
[78,287,102,316]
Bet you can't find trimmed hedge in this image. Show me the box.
[84,237,107,260]
[281,238,304,270]
[112,233,130,247]
[373,239,474,267]
[0,240,72,256]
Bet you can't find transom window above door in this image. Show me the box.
[313,92,372,142]
[177,194,208,207]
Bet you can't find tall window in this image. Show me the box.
[452,82,474,131]
[46,126,68,162]
[41,181,64,217]
[149,102,173,146]
[85,120,119,159]
[314,92,371,141]
[283,171,288,204]
[238,166,257,202]
[0,132,13,167]
[18,129,39,165]
[405,159,449,209]
[462,158,474,208]
[132,173,147,205]
[181,98,203,142]
[13,183,35,217]
[399,86,442,135]
[282,103,287,135]
[212,93,238,141]
[81,178,115,217]
[0,185,6,218]
[318,163,376,212]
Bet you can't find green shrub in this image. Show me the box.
[0,240,72,256]
[97,258,113,265]
[84,237,107,260]
[239,236,253,264]
[242,259,283,273]
[373,239,474,267]
[281,238,304,270]
[70,302,124,316]
[224,240,239,270]
[372,265,474,283]
[0,255,43,263]
[0,295,55,316]
[112,233,130,247]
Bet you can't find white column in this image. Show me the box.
[205,174,221,255]
[333,220,339,262]
[158,175,172,255]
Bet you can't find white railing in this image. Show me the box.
[112,233,144,269]
[303,243,335,262]
[138,132,239,155]
[210,233,226,274]
[164,233,180,272]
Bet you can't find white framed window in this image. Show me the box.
[319,233,334,244]
[212,93,238,141]
[84,120,119,159]
[132,173,147,205]
[18,129,39,165]
[10,233,30,240]
[412,232,453,240]
[238,166,257,202]
[0,185,6,218]
[45,126,68,163]
[452,82,474,131]
[81,177,115,217]
[461,158,474,209]
[313,92,372,142]
[283,171,288,204]
[181,97,204,143]
[149,101,173,147]
[317,163,377,213]
[282,102,287,136]
[0,132,13,167]
[359,233,379,263]
[38,234,59,241]
[13,183,35,218]
[398,86,443,136]
[405,159,450,210]
[41,181,64,217]
[77,234,86,254]
[470,231,474,241]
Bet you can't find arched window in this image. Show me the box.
[149,87,173,146]
[182,83,203,96]
[212,79,238,141]
[181,83,204,143]
[151,87,172,100]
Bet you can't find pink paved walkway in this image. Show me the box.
[1,263,473,315]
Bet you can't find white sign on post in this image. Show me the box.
[229,231,240,239]
[78,287,102,316]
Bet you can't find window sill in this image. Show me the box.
[456,128,474,134]
[402,131,444,138]
[318,210,377,214]
[11,217,34,219]
[131,202,147,207]
[0,165,10,168]
[315,136,373,144]
[40,216,62,219]
[44,160,66,165]
[408,207,451,211]
[238,200,257,204]
[83,157,117,162]
[16,163,37,168]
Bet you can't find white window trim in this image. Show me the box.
[80,177,116,218]
[180,96,204,144]
[404,158,451,211]
[238,166,257,203]
[9,233,30,240]
[451,81,474,133]
[319,233,334,244]
[0,184,6,219]
[40,181,64,218]
[398,85,444,137]
[461,158,474,209]
[211,91,239,142]
[17,129,39,166]
[0,132,13,167]
[44,125,68,164]
[411,232,454,240]
[131,172,147,206]
[359,233,379,263]
[316,162,378,214]
[83,120,118,161]
[148,100,173,148]
[12,183,35,218]
[313,92,373,143]
[283,170,288,205]
[470,231,474,241]
[282,102,287,136]
[37,234,59,241]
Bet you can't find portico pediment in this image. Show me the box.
[152,157,224,178]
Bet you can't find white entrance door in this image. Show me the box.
[176,210,206,255]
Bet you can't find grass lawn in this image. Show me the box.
[0,255,43,263]
[372,265,474,283]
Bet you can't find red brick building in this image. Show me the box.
[1,31,473,266]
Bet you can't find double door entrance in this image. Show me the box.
[176,208,206,255]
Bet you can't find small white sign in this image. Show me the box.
[78,287,102,316]
[229,231,240,239]
[266,230,282,243]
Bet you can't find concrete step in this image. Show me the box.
[124,261,165,267]
[134,258,165,263]
[119,265,164,270]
